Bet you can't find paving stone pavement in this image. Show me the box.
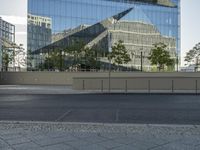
[0,121,200,150]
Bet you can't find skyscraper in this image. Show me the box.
[0,17,15,70]
[28,14,52,52]
[28,0,180,71]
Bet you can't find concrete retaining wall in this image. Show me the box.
[1,72,200,93]
[73,73,200,93]
[0,72,108,85]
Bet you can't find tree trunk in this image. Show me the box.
[158,65,161,72]
[5,66,8,72]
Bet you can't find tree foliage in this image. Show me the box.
[148,43,175,71]
[39,41,100,71]
[2,48,14,71]
[66,40,85,66]
[27,49,34,70]
[41,49,65,71]
[109,40,131,66]
[83,47,98,68]
[66,41,99,69]
[184,42,200,65]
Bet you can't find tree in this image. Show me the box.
[83,47,96,68]
[109,40,131,69]
[2,48,14,71]
[41,56,55,71]
[66,40,86,68]
[43,49,65,71]
[148,43,175,71]
[27,49,34,70]
[184,42,200,66]
[14,47,27,71]
[65,41,100,70]
[39,41,101,71]
[2,44,26,71]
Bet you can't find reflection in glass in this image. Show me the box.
[28,0,180,71]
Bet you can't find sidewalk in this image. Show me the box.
[0,121,200,150]
[0,85,80,95]
[0,85,199,95]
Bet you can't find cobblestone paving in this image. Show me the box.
[0,122,200,150]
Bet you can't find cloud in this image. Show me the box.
[16,32,27,35]
[0,0,27,16]
[0,15,27,25]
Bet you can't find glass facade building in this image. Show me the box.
[28,14,52,52]
[28,0,180,70]
[0,17,15,70]
[0,17,15,43]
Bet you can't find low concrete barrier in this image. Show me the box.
[0,72,108,85]
[1,72,200,94]
[73,73,200,93]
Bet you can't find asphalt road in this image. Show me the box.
[0,94,200,124]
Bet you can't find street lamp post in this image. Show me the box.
[141,51,143,72]
[59,50,62,71]
[196,55,200,72]
[17,44,24,71]
[176,52,179,72]
[108,55,111,92]
[107,18,117,92]
[0,44,3,80]
[108,31,112,93]
[39,53,43,71]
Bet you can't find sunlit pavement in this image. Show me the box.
[0,85,81,94]
[1,85,200,149]
[0,85,200,94]
[0,121,200,150]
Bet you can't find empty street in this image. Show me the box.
[0,94,200,124]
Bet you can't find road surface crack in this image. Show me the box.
[55,110,72,122]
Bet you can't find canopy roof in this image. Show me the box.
[107,0,176,7]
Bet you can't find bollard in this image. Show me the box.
[101,80,103,92]
[172,80,174,93]
[108,77,111,93]
[148,80,151,94]
[82,80,85,90]
[125,80,128,94]
[196,80,198,95]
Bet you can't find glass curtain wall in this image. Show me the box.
[0,17,15,71]
[0,39,2,70]
[28,0,180,71]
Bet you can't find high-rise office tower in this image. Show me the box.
[28,0,180,70]
[0,17,15,70]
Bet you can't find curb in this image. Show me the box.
[0,121,199,135]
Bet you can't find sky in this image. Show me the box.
[181,0,200,65]
[0,0,199,66]
[0,0,27,50]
